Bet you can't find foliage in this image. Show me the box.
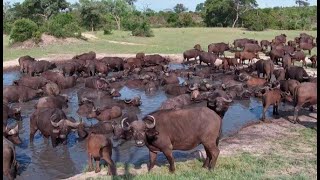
[47,13,81,38]
[3,22,13,35]
[203,0,235,27]
[173,3,188,14]
[195,3,205,12]
[9,18,38,43]
[131,20,154,37]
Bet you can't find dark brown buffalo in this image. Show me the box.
[40,70,64,82]
[233,38,258,49]
[27,60,56,76]
[287,40,297,47]
[292,82,317,123]
[100,57,124,71]
[273,69,285,81]
[199,51,218,66]
[77,99,98,118]
[86,133,116,175]
[183,49,201,62]
[282,54,292,69]
[18,55,35,73]
[219,57,239,72]
[30,108,81,147]
[290,51,307,68]
[96,106,122,121]
[283,45,295,55]
[207,96,232,118]
[3,85,43,103]
[164,84,189,96]
[61,61,82,76]
[3,104,22,130]
[85,60,96,76]
[43,82,60,96]
[239,51,259,64]
[95,60,110,75]
[125,57,144,70]
[144,54,169,65]
[121,106,222,172]
[72,51,96,61]
[285,66,310,82]
[136,52,145,60]
[161,73,179,85]
[299,42,316,55]
[261,88,283,121]
[56,76,77,89]
[269,49,285,65]
[250,59,274,82]
[309,55,317,68]
[3,124,22,145]
[13,76,48,90]
[3,137,18,180]
[278,79,300,95]
[85,77,109,91]
[208,42,230,57]
[194,44,202,51]
[159,94,192,110]
[238,73,267,87]
[275,34,287,43]
[35,95,68,109]
[260,40,270,50]
[243,43,262,53]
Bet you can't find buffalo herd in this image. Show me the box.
[3,32,317,179]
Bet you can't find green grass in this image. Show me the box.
[3,28,317,61]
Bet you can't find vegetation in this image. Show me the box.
[3,0,317,43]
[3,28,317,61]
[9,18,38,43]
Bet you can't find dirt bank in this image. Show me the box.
[65,113,317,180]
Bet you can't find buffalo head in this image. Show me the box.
[4,124,22,145]
[121,115,158,147]
[207,96,232,118]
[50,115,81,143]
[124,96,142,106]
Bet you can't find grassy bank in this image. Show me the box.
[3,28,317,61]
[70,119,316,180]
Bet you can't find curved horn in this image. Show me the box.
[15,107,21,112]
[145,115,156,129]
[97,81,103,89]
[189,84,198,91]
[51,119,64,127]
[124,99,133,104]
[7,124,19,135]
[220,97,233,103]
[302,76,309,79]
[110,88,116,95]
[92,107,97,112]
[238,75,246,82]
[65,119,81,128]
[121,117,130,131]
[285,91,291,96]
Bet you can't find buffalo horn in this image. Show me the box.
[145,115,156,129]
[15,107,21,112]
[121,117,130,130]
[220,97,233,103]
[7,124,19,135]
[51,119,64,127]
[285,91,291,96]
[124,99,133,104]
[65,120,81,128]
[110,88,116,95]
[302,76,309,79]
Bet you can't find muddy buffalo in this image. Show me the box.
[121,106,222,172]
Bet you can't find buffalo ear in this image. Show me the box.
[145,129,159,137]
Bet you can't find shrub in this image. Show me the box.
[3,22,13,35]
[10,18,38,43]
[131,21,154,37]
[103,25,113,35]
[47,13,82,38]
[32,31,42,44]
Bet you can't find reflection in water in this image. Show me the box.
[3,65,272,179]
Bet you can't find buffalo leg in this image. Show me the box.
[102,148,116,175]
[148,151,157,171]
[202,145,211,169]
[293,105,301,123]
[29,126,38,143]
[162,149,175,173]
[203,142,220,170]
[94,157,101,173]
[88,153,94,172]
[262,104,269,121]
[50,136,57,148]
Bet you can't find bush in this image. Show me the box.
[103,25,113,35]
[246,21,265,31]
[32,31,42,44]
[10,18,38,43]
[131,21,154,37]
[47,13,82,38]
[3,22,13,35]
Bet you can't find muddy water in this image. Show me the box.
[3,64,272,180]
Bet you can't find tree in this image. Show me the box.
[203,0,235,27]
[295,0,309,7]
[104,0,133,30]
[173,3,188,14]
[231,0,257,28]
[195,3,204,12]
[79,0,103,31]
[125,0,137,6]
